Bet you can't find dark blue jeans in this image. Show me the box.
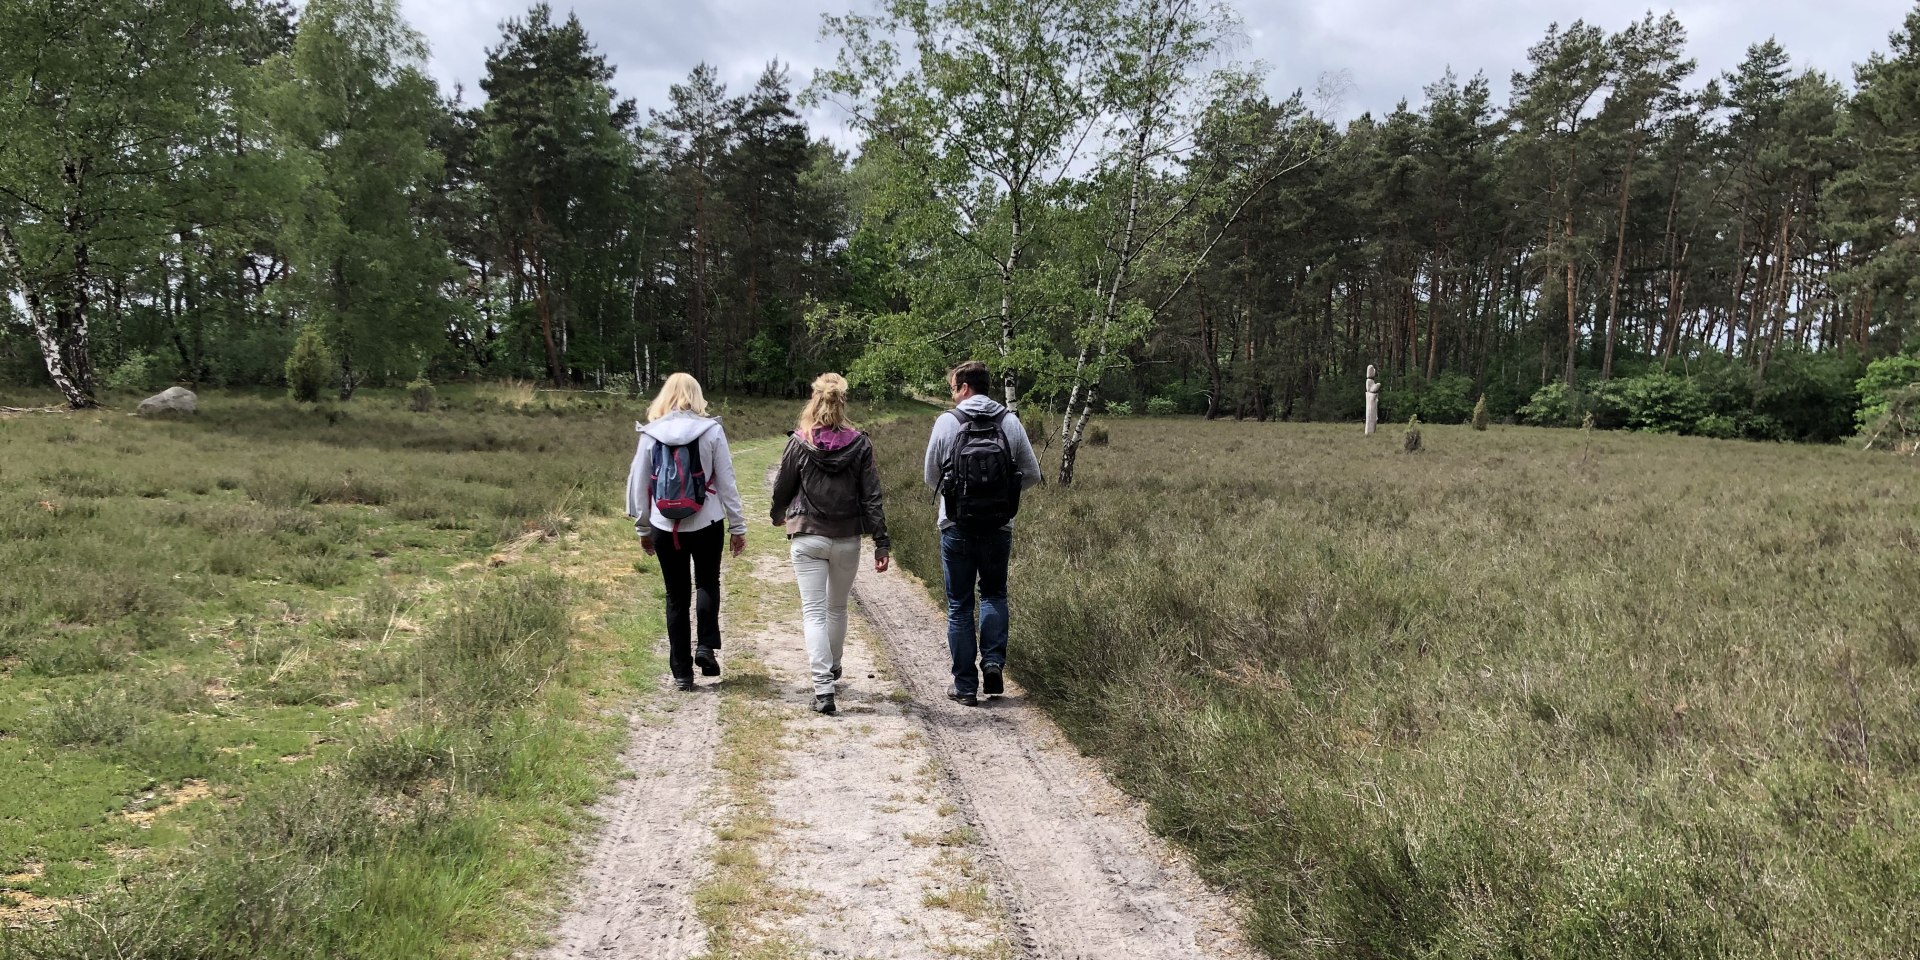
[940,526,1013,696]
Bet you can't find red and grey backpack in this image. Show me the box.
[651,432,712,546]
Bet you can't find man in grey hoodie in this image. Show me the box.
[923,361,1043,706]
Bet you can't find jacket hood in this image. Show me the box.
[639,411,719,446]
[954,394,1007,418]
[793,430,869,475]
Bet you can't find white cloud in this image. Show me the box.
[399,0,1916,129]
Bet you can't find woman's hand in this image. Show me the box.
[874,552,891,573]
[731,533,747,558]
[640,534,657,557]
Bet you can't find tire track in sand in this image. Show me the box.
[851,563,1253,960]
[537,682,721,960]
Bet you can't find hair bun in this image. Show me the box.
[812,372,848,400]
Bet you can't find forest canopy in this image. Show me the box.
[8,0,1920,465]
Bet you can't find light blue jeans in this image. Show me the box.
[791,534,862,695]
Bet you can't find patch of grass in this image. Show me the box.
[0,389,804,957]
[30,688,148,747]
[873,416,1920,959]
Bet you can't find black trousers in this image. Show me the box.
[653,522,723,680]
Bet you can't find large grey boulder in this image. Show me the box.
[138,387,198,417]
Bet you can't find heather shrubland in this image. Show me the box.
[872,415,1920,958]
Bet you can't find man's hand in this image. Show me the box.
[874,552,891,573]
[731,533,747,558]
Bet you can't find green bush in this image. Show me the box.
[1087,424,1110,446]
[1519,382,1581,427]
[1472,394,1490,431]
[420,573,572,707]
[1104,400,1133,417]
[1146,396,1179,417]
[285,324,335,403]
[406,377,437,413]
[32,687,148,747]
[1402,415,1422,452]
[102,351,175,394]
[1753,349,1861,443]
[1855,351,1920,432]
[1616,372,1707,434]
[1693,413,1740,439]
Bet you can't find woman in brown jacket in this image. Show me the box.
[769,373,891,715]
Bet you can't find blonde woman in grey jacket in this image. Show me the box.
[769,373,891,716]
[626,373,748,691]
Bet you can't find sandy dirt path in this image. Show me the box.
[535,672,722,959]
[850,561,1253,960]
[538,439,1251,959]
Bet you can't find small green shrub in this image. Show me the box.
[1520,381,1581,427]
[33,687,147,746]
[1146,396,1179,417]
[285,324,334,403]
[102,351,174,394]
[406,378,437,413]
[1087,424,1111,447]
[1104,400,1133,417]
[420,574,572,707]
[1472,394,1489,431]
[24,629,131,676]
[1403,415,1422,453]
[1856,351,1920,432]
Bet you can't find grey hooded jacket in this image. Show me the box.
[922,395,1042,530]
[625,411,748,536]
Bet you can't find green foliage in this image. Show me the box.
[1145,396,1179,417]
[1472,394,1490,430]
[101,352,176,394]
[1616,372,1707,433]
[1385,373,1477,424]
[1104,400,1134,417]
[1402,415,1423,452]
[406,377,437,413]
[267,0,456,398]
[1086,424,1111,446]
[284,324,334,403]
[419,573,572,707]
[1862,382,1920,451]
[1520,382,1581,427]
[1855,351,1920,431]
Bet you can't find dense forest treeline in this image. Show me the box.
[6,0,1920,465]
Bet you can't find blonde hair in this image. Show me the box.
[797,373,854,442]
[647,372,709,421]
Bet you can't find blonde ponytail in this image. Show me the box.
[797,373,854,442]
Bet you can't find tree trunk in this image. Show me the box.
[1601,145,1637,380]
[0,221,97,408]
[1563,210,1579,386]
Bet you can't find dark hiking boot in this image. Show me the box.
[981,664,1004,696]
[694,645,720,677]
[673,677,697,692]
[946,687,979,707]
[812,694,838,715]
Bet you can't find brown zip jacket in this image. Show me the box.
[769,429,891,555]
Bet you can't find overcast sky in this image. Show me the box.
[397,0,1916,141]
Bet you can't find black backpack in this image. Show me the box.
[942,409,1021,528]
